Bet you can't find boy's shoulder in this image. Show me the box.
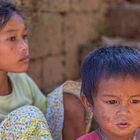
[76,131,100,140]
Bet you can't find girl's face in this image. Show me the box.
[93,75,140,139]
[0,13,29,73]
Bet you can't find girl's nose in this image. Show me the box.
[19,39,28,52]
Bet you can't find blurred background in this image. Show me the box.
[13,0,140,93]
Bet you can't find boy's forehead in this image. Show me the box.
[98,74,140,85]
[96,74,140,97]
[98,73,140,82]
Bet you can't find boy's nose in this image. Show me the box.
[116,103,130,115]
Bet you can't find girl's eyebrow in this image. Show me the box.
[4,29,19,33]
[3,26,28,34]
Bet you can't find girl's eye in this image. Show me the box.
[23,34,28,40]
[105,100,118,104]
[7,36,16,41]
[130,100,140,104]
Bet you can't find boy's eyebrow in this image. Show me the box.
[130,94,140,97]
[102,94,117,97]
[102,94,140,98]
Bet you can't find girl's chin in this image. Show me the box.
[10,67,28,73]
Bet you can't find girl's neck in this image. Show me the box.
[96,128,137,140]
[0,71,11,96]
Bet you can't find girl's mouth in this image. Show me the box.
[19,55,29,62]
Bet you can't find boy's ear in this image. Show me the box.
[80,93,93,112]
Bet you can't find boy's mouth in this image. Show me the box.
[116,121,129,128]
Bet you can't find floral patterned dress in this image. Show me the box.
[0,105,53,140]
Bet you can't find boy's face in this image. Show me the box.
[0,13,29,73]
[93,75,140,138]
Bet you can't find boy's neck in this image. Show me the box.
[0,71,11,96]
[96,128,138,140]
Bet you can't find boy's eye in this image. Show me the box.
[105,100,118,104]
[130,100,140,104]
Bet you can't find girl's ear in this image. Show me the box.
[80,93,93,112]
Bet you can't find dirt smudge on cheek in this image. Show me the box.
[93,106,113,127]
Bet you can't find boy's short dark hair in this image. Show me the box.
[81,45,140,105]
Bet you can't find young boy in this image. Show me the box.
[78,45,140,140]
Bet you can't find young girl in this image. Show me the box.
[77,45,140,140]
[0,0,53,139]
